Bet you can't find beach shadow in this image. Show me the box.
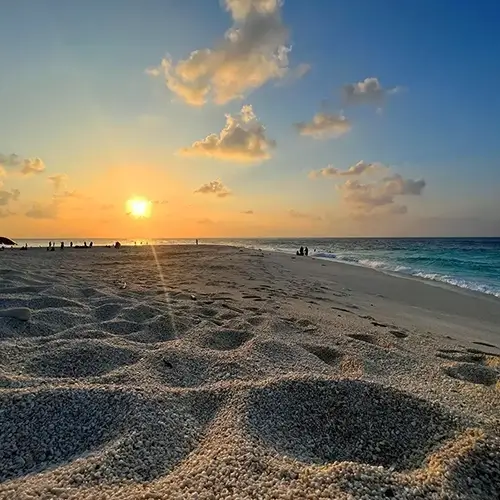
[24,340,141,378]
[244,379,460,471]
[0,388,220,484]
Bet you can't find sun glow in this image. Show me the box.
[126,197,152,218]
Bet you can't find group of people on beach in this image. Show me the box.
[296,246,309,256]
[46,241,94,251]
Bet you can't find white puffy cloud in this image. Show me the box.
[289,209,321,221]
[309,161,385,179]
[337,174,426,215]
[0,189,20,206]
[0,153,46,175]
[342,77,401,106]
[295,112,351,139]
[195,180,232,198]
[25,202,58,219]
[48,174,69,192]
[180,105,275,162]
[146,0,305,105]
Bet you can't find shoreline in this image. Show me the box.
[4,240,500,301]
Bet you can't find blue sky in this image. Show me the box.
[0,0,499,237]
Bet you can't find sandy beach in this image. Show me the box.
[0,245,499,499]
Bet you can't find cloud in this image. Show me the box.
[21,158,45,175]
[197,218,214,225]
[342,77,401,106]
[276,62,311,87]
[289,209,321,221]
[309,161,385,179]
[146,0,304,105]
[53,190,86,200]
[295,112,351,139]
[0,189,20,206]
[337,174,426,215]
[100,204,114,210]
[25,202,58,219]
[195,180,232,198]
[0,153,46,175]
[0,209,14,218]
[242,209,254,214]
[48,174,69,192]
[180,105,275,162]
[152,199,168,205]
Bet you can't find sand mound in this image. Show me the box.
[245,379,460,471]
[443,363,498,386]
[146,346,252,387]
[24,340,141,378]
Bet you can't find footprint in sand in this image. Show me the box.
[442,363,498,386]
[301,344,342,366]
[94,303,122,321]
[347,333,378,345]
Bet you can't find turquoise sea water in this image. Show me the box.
[9,237,500,299]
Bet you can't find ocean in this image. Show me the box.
[8,237,500,299]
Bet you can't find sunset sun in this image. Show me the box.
[127,197,152,218]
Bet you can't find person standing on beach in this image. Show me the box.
[305,247,309,256]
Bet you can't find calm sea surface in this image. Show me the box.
[10,237,500,299]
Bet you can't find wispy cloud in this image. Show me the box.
[295,112,351,139]
[195,180,232,198]
[180,105,275,162]
[48,174,69,192]
[0,153,45,175]
[146,0,305,105]
[0,209,15,218]
[25,202,58,219]
[241,209,254,214]
[342,77,402,106]
[0,189,20,206]
[289,209,322,221]
[309,161,386,179]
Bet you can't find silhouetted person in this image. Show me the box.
[305,247,309,256]
[114,241,121,249]
[89,241,93,248]
[299,246,304,256]
[84,241,88,248]
[70,242,73,248]
[196,239,199,245]
[60,242,64,250]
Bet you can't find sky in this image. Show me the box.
[1,0,499,238]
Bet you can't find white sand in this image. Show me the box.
[0,245,499,499]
